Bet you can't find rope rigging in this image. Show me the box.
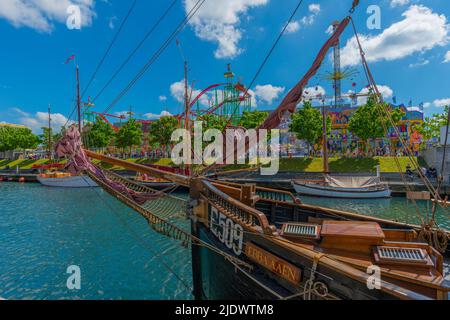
[102,0,208,115]
[92,0,179,103]
[224,0,305,128]
[349,18,449,252]
[82,0,138,99]
[63,1,138,127]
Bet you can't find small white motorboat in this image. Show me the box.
[37,172,98,188]
[292,175,391,199]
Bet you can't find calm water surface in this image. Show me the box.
[299,195,450,230]
[0,183,193,300]
[0,183,449,300]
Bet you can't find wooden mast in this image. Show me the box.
[76,65,82,131]
[184,60,191,177]
[322,100,330,174]
[48,104,52,160]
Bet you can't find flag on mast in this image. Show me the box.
[64,54,75,64]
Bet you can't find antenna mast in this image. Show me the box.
[332,20,342,108]
[48,104,52,160]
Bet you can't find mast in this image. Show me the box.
[76,65,82,131]
[184,60,191,176]
[48,104,52,160]
[332,20,342,108]
[322,100,330,174]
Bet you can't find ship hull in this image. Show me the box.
[37,175,98,188]
[292,181,391,199]
[190,204,412,301]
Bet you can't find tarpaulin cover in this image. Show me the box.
[324,175,382,189]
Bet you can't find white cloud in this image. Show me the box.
[0,0,96,33]
[434,98,450,107]
[285,3,321,34]
[301,86,326,101]
[159,95,168,102]
[18,111,71,133]
[108,15,116,30]
[408,59,429,68]
[444,51,450,63]
[185,0,268,59]
[254,84,285,105]
[308,4,320,15]
[11,107,30,117]
[358,85,394,105]
[390,0,409,7]
[114,111,129,118]
[144,111,172,120]
[170,79,210,106]
[285,21,300,34]
[325,24,334,35]
[423,102,432,109]
[341,5,449,67]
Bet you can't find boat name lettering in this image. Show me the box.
[245,243,301,285]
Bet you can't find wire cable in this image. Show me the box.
[92,0,179,103]
[81,0,138,99]
[102,0,207,115]
[225,0,305,127]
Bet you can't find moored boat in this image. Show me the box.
[37,172,98,188]
[292,175,392,199]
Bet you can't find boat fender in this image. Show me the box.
[19,177,26,183]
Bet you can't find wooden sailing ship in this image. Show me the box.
[75,149,449,300]
[80,153,450,300]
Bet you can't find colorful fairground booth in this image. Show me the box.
[327,103,424,155]
[279,103,425,157]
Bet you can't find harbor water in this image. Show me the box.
[0,183,193,300]
[299,195,449,230]
[0,183,448,300]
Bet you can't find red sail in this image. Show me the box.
[259,17,351,130]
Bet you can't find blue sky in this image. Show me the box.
[0,0,449,132]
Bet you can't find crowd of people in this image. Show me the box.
[405,164,438,180]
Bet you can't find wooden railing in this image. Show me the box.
[255,186,300,204]
[212,180,299,204]
[202,181,274,235]
[84,150,189,186]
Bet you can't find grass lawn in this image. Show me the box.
[0,158,51,170]
[0,156,426,173]
[278,157,426,173]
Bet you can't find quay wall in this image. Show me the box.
[421,146,450,183]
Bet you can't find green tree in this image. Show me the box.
[239,110,269,129]
[16,128,40,153]
[414,106,449,142]
[349,95,404,152]
[148,116,180,148]
[199,114,228,132]
[0,127,17,152]
[115,119,143,153]
[39,127,62,152]
[289,101,331,154]
[85,116,115,149]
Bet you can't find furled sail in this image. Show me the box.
[259,17,351,130]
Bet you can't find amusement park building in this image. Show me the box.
[278,103,425,155]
